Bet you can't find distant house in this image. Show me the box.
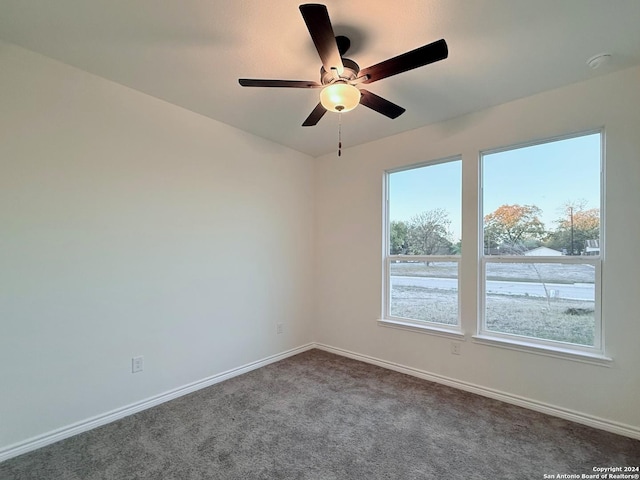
[584,239,600,256]
[524,246,563,256]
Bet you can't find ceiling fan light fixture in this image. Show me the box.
[239,4,448,126]
[320,83,360,113]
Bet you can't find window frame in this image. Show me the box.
[477,129,606,358]
[381,156,463,337]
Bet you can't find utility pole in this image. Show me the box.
[570,206,574,255]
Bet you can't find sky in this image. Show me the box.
[388,132,601,241]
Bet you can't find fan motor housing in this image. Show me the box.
[320,58,360,85]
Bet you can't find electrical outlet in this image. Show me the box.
[132,356,144,373]
[451,342,461,355]
[276,323,284,335]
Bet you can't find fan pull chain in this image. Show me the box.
[337,112,342,157]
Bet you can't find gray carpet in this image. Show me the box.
[1,349,638,479]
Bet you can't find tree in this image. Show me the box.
[546,201,599,255]
[406,209,453,255]
[450,239,462,255]
[389,220,409,254]
[484,204,546,252]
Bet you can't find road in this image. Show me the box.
[391,276,594,301]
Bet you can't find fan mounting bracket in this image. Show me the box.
[321,58,360,85]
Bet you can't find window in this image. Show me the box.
[480,132,603,354]
[383,157,462,332]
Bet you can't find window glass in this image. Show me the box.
[386,159,461,327]
[481,133,602,349]
[484,262,596,346]
[483,134,601,257]
[389,260,458,326]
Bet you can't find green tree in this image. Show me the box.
[450,239,462,255]
[389,220,409,254]
[407,209,453,255]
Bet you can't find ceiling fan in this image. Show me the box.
[238,3,448,127]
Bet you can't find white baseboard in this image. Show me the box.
[3,341,637,463]
[314,343,640,440]
[0,343,315,463]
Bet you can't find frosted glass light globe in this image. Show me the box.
[320,83,360,113]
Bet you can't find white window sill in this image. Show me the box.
[378,318,465,340]
[472,334,612,367]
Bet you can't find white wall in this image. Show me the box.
[0,41,315,450]
[314,66,640,432]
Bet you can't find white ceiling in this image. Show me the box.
[1,0,639,157]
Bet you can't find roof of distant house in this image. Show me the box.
[524,246,563,256]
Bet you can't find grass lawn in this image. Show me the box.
[390,285,595,346]
[485,294,594,346]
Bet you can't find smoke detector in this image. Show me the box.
[587,53,612,70]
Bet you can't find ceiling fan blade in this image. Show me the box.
[360,39,448,84]
[359,89,406,119]
[302,102,327,126]
[299,4,344,75]
[239,79,322,88]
